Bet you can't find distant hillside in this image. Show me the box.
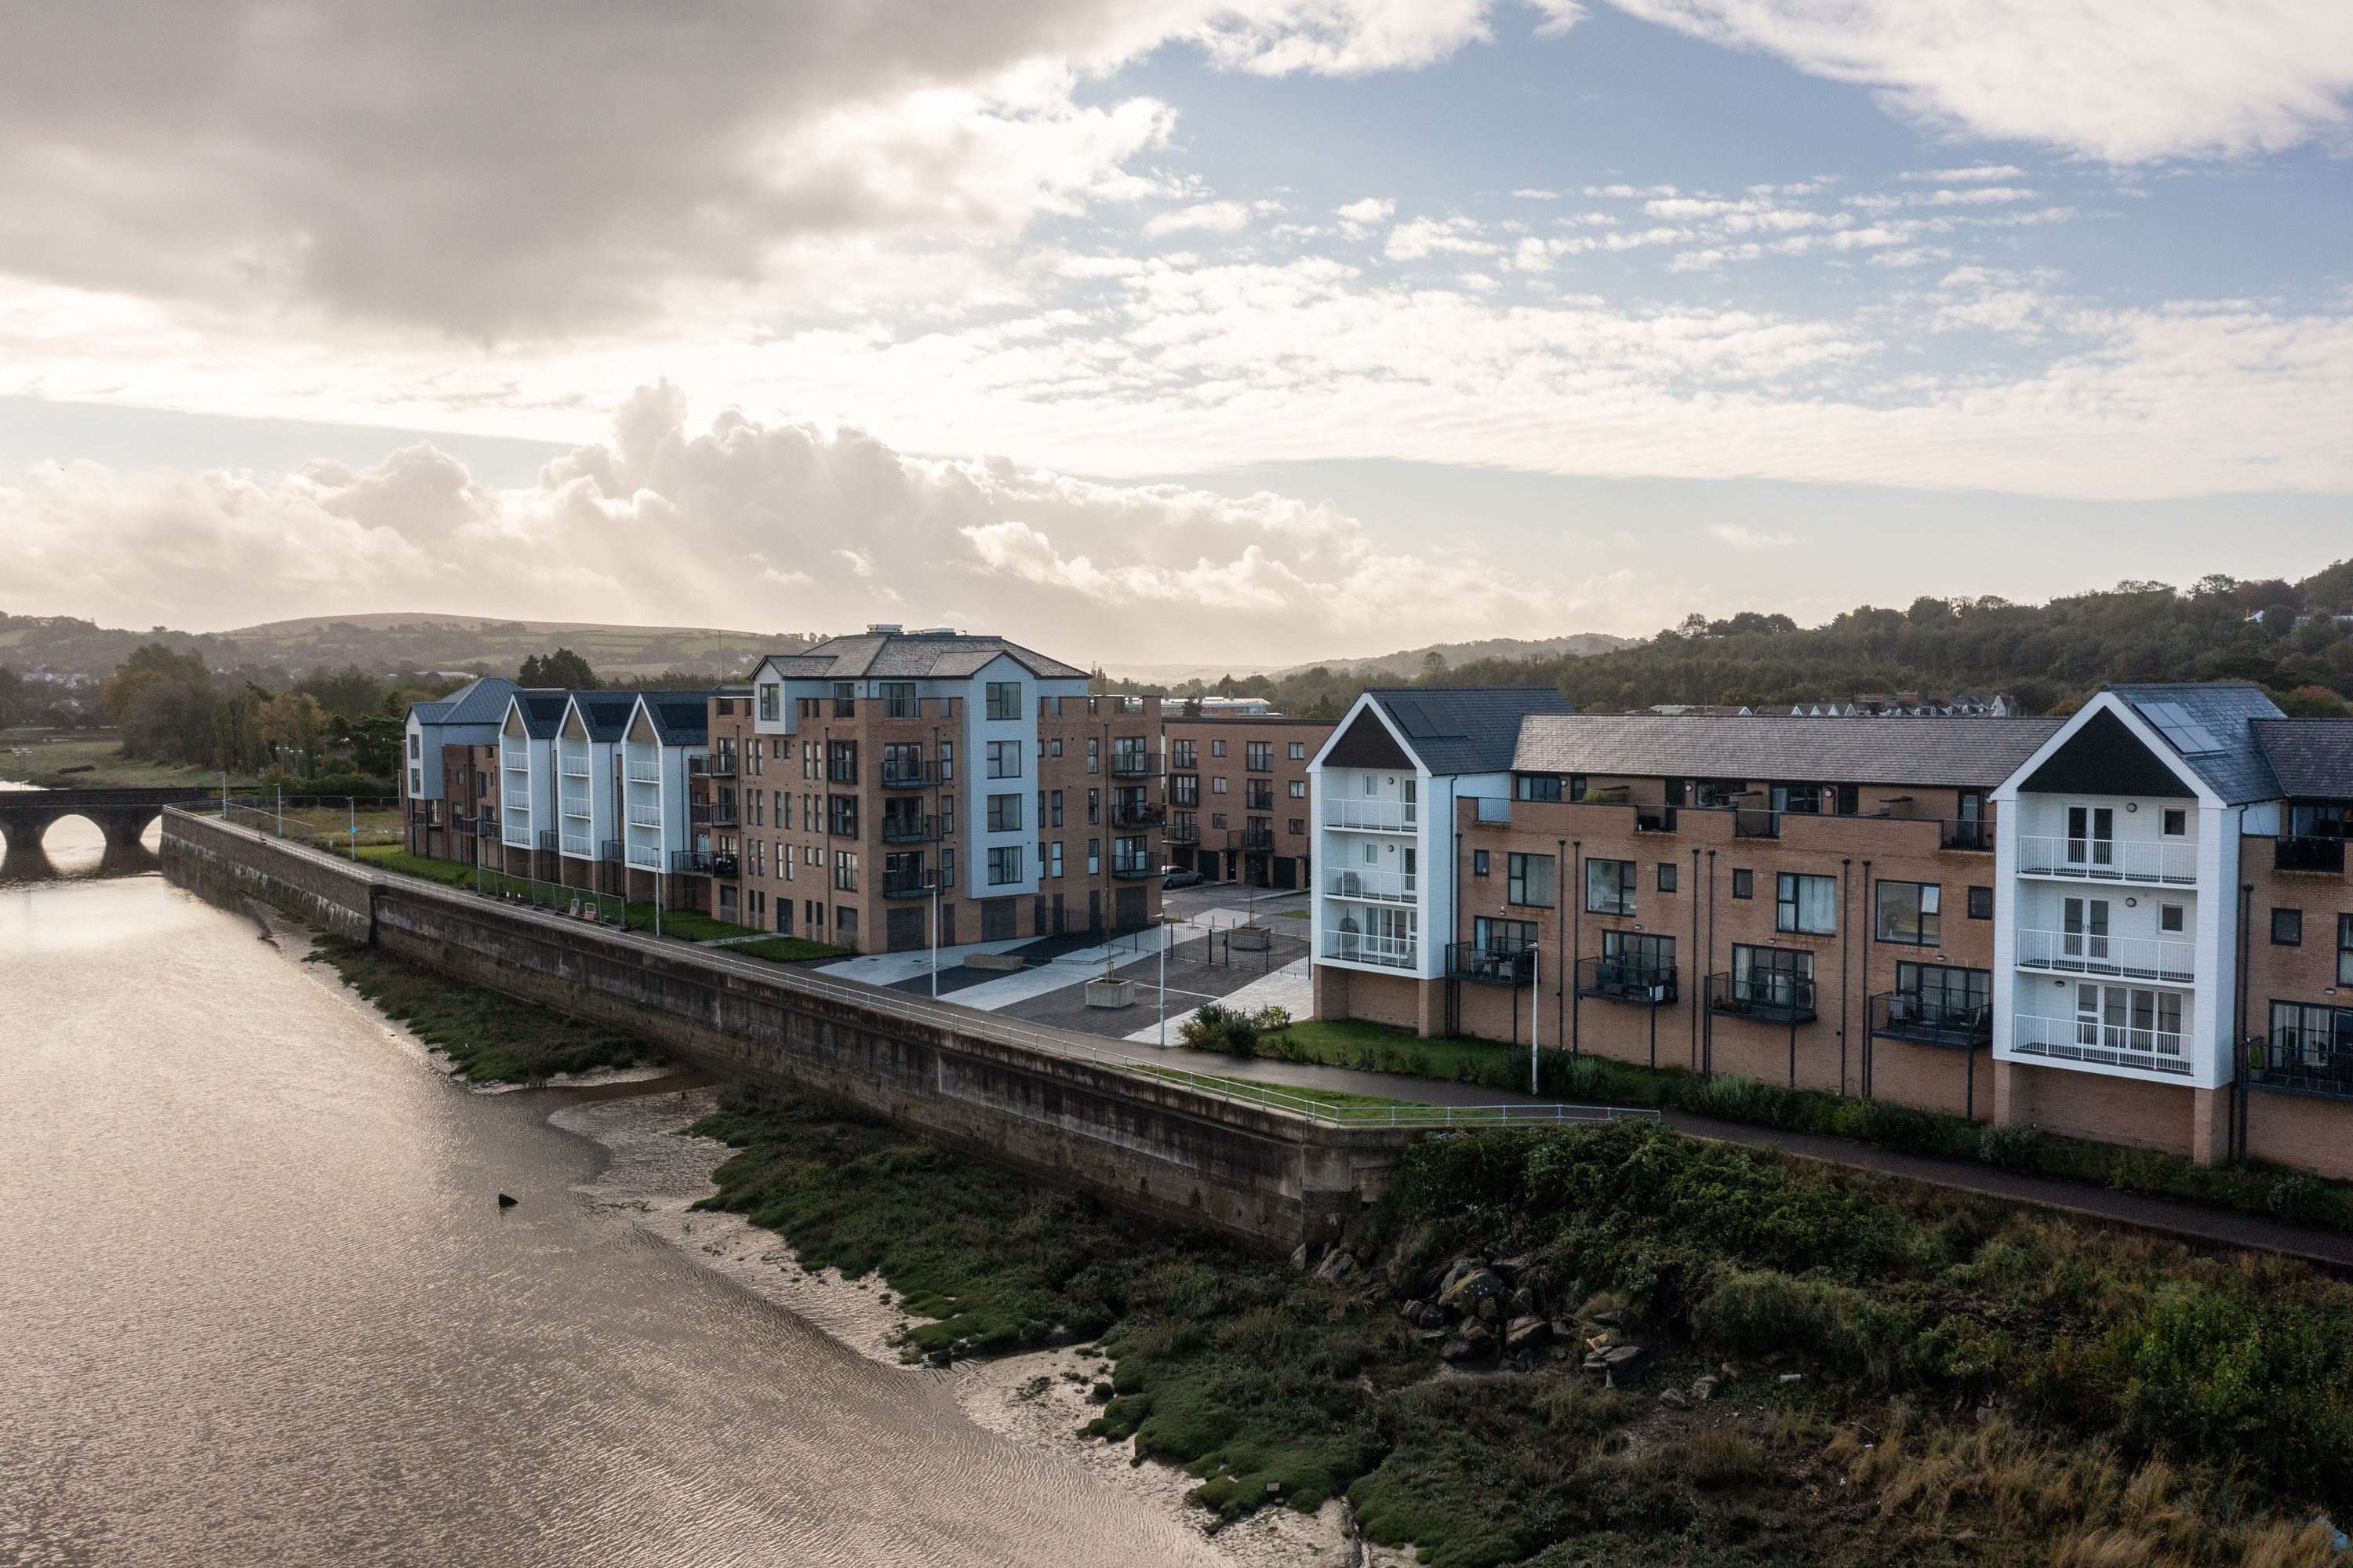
[0,611,820,682]
[1275,632,1639,681]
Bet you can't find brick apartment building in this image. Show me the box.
[1161,713,1333,888]
[402,676,522,865]
[701,628,1163,951]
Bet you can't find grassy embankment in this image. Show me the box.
[1231,1018,2353,1238]
[317,937,2353,1563]
[3,728,262,789]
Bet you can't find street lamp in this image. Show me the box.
[930,869,944,999]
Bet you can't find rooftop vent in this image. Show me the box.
[866,624,904,635]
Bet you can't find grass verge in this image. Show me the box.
[731,935,855,963]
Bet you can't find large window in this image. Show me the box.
[1893,962,1990,1027]
[1729,944,1812,1007]
[1172,739,1197,769]
[1171,774,1198,806]
[1246,742,1272,772]
[758,684,780,722]
[1584,857,1635,915]
[1777,873,1838,936]
[833,850,858,892]
[1507,853,1557,908]
[881,682,916,718]
[882,742,923,783]
[828,795,859,839]
[1114,836,1150,874]
[1876,881,1941,945]
[987,740,1022,780]
[2272,1001,2353,1068]
[1474,916,1538,953]
[1513,774,1562,802]
[987,845,1023,885]
[987,793,1023,833]
[1602,930,1674,977]
[827,740,857,784]
[1246,780,1274,810]
[985,682,1021,720]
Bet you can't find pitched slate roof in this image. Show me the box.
[1512,713,2062,788]
[2107,683,2284,804]
[505,690,578,739]
[638,694,714,746]
[1364,688,1576,776]
[569,694,639,743]
[768,631,1086,682]
[410,676,522,726]
[2251,719,2353,800]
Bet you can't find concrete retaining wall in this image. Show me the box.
[162,810,1413,1248]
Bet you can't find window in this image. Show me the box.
[2271,1001,2353,1070]
[1474,916,1538,954]
[832,682,856,719]
[2341,914,2352,985]
[827,740,858,784]
[1287,779,1306,799]
[1086,737,1099,775]
[1050,790,1064,828]
[985,682,1021,720]
[1777,873,1838,936]
[940,848,955,888]
[881,682,916,718]
[1211,777,1228,795]
[2067,805,2115,868]
[1289,818,1305,835]
[1289,742,1306,760]
[1657,862,1678,893]
[1472,849,1490,877]
[882,742,923,784]
[1968,886,1994,921]
[1173,740,1197,769]
[1211,740,1227,758]
[986,740,1021,779]
[409,733,420,759]
[782,842,792,881]
[828,795,859,839]
[1514,774,1562,802]
[987,845,1022,884]
[1246,780,1274,809]
[1507,853,1557,908]
[1731,868,1754,899]
[1584,857,1635,915]
[1247,742,1272,771]
[939,741,954,780]
[759,684,780,722]
[802,740,819,780]
[1729,944,1812,1007]
[1087,839,1101,875]
[2162,808,2188,837]
[1114,835,1149,875]
[409,767,422,795]
[2159,903,2184,933]
[1049,738,1063,759]
[1088,788,1100,824]
[1050,842,1064,878]
[1876,881,1941,946]
[1835,784,1859,816]
[1171,774,1198,806]
[834,850,858,892]
[1893,962,1991,1028]
[1602,930,1675,984]
[987,794,1023,833]
[2273,908,2303,946]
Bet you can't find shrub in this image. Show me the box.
[1979,1123,2043,1171]
[1689,1268,1881,1373]
[1176,1002,1294,1057]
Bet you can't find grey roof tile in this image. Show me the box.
[2108,682,2283,804]
[777,631,1086,682]
[1368,688,1577,776]
[1511,713,2064,788]
[2251,719,2353,799]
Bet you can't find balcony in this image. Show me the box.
[562,795,591,818]
[1446,940,1533,987]
[1322,930,1417,970]
[504,757,529,774]
[562,832,591,857]
[1869,991,1991,1050]
[1327,868,1416,903]
[627,845,661,869]
[600,839,623,863]
[1109,750,1165,779]
[1577,956,1678,1005]
[1732,804,1780,839]
[2277,836,2347,874]
[883,870,939,898]
[478,807,498,831]
[1705,970,1817,1025]
[627,761,660,784]
[560,755,589,778]
[2011,1014,2190,1076]
[2247,1035,2353,1101]
[882,759,942,788]
[1164,819,1199,844]
[1635,806,1678,834]
[2017,835,2197,885]
[2014,928,2195,984]
[1111,855,1161,879]
[628,806,663,828]
[880,813,941,844]
[1111,800,1166,830]
[537,829,558,852]
[1324,799,1417,832]
[1941,817,1995,853]
[504,823,533,848]
[692,755,737,779]
[669,849,737,878]
[691,802,738,828]
[1242,825,1275,852]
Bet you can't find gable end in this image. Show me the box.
[2019,708,2194,799]
[1325,707,1415,770]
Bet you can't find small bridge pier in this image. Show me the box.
[0,788,216,855]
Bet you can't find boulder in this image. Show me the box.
[1315,1250,1360,1284]
[1582,1343,1650,1386]
[1400,1299,1429,1323]
[1440,1338,1476,1363]
[1476,1296,1500,1324]
[1441,1268,1506,1316]
[1460,1321,1496,1354]
[1503,1315,1550,1353]
[1658,1388,1690,1411]
[1413,1302,1448,1330]
[1509,1288,1539,1319]
[1691,1374,1721,1402]
[1435,1257,1484,1299]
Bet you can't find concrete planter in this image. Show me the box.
[965,951,1026,973]
[1085,978,1137,1009]
[1230,926,1272,951]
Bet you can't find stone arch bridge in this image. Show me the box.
[0,787,220,854]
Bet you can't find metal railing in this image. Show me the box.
[1869,991,1990,1050]
[692,802,737,828]
[693,756,737,778]
[882,759,942,788]
[1163,819,1199,844]
[537,829,557,852]
[671,849,715,875]
[880,813,940,843]
[2017,835,2197,884]
[560,755,590,778]
[562,795,591,818]
[2011,1014,2190,1076]
[1328,868,1417,903]
[599,839,623,864]
[1241,826,1275,851]
[562,832,591,857]
[1110,800,1166,829]
[2277,836,2347,874]
[628,806,663,828]
[504,824,533,849]
[2246,1034,2353,1100]
[1706,970,1817,1024]
[883,870,937,898]
[1634,806,1678,834]
[1446,940,1533,986]
[1941,817,1995,853]
[627,761,660,783]
[1324,799,1417,832]
[1108,751,1164,778]
[1576,955,1677,1005]
[1733,804,1779,839]
[1111,854,1161,879]
[1322,930,1417,969]
[627,845,661,869]
[2014,928,2195,984]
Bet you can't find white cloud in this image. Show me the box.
[1902,165,2027,182]
[1144,201,1257,238]
[1337,197,1398,223]
[1385,216,1500,258]
[1188,0,1504,77]
[1708,522,1797,548]
[1607,0,2353,162]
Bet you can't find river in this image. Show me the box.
[0,814,1246,1567]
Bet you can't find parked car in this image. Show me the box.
[1162,867,1203,890]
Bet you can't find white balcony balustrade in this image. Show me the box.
[503,824,532,848]
[561,832,591,857]
[1324,799,1417,832]
[627,845,661,868]
[559,755,591,778]
[628,807,663,828]
[1327,868,1417,903]
[2017,835,2198,885]
[2014,928,2196,984]
[504,756,529,774]
[627,761,660,783]
[562,795,591,819]
[2011,1014,2190,1076]
[1322,930,1418,969]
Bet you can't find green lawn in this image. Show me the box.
[729,935,854,964]
[1257,1017,1534,1090]
[620,904,759,941]
[2,729,264,790]
[1132,1063,1422,1112]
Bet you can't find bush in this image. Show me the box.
[303,770,395,798]
[1689,1268,1882,1373]
[1979,1123,2043,1171]
[1177,1002,1293,1057]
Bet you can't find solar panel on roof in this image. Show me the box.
[1389,699,1443,740]
[2136,701,2224,756]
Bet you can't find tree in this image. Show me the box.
[518,648,597,688]
[1421,649,1449,676]
[259,692,329,779]
[103,643,218,765]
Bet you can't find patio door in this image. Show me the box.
[2063,897,2108,962]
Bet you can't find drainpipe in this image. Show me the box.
[2236,879,2253,1167]
[1840,857,1852,1098]
[1690,846,1701,1071]
[1570,838,1581,1060]
[1861,859,1873,1098]
[1704,849,1716,1079]
[1556,835,1568,1056]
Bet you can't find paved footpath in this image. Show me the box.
[1171,1050,2353,1271]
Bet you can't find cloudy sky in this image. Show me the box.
[3,0,2348,662]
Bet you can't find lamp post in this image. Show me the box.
[1158,915,1169,1049]
[1530,944,1540,1096]
[930,870,943,999]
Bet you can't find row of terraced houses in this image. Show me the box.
[399,628,2353,1180]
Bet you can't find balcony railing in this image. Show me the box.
[881,759,942,788]
[2017,835,2197,884]
[2014,928,2195,984]
[1328,868,1417,903]
[1111,800,1166,829]
[670,849,715,876]
[1324,799,1417,832]
[1635,806,1678,834]
[1732,805,1780,839]
[560,755,589,778]
[504,824,533,848]
[1706,970,1817,1025]
[504,757,529,774]
[537,829,558,852]
[627,846,661,869]
[883,870,938,898]
[1940,817,1995,853]
[562,832,591,857]
[1163,819,1199,844]
[1577,955,1677,1005]
[628,806,663,828]
[2010,1014,2190,1076]
[2247,1035,2353,1101]
[691,802,738,828]
[1111,855,1161,879]
[1322,930,1417,970]
[1109,751,1165,778]
[1446,940,1533,987]
[880,813,941,843]
[1870,991,1991,1050]
[1242,826,1275,852]
[562,795,591,818]
[600,839,624,863]
[627,761,660,783]
[478,807,498,831]
[691,756,736,779]
[2277,836,2347,874]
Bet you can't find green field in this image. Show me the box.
[2,729,263,790]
